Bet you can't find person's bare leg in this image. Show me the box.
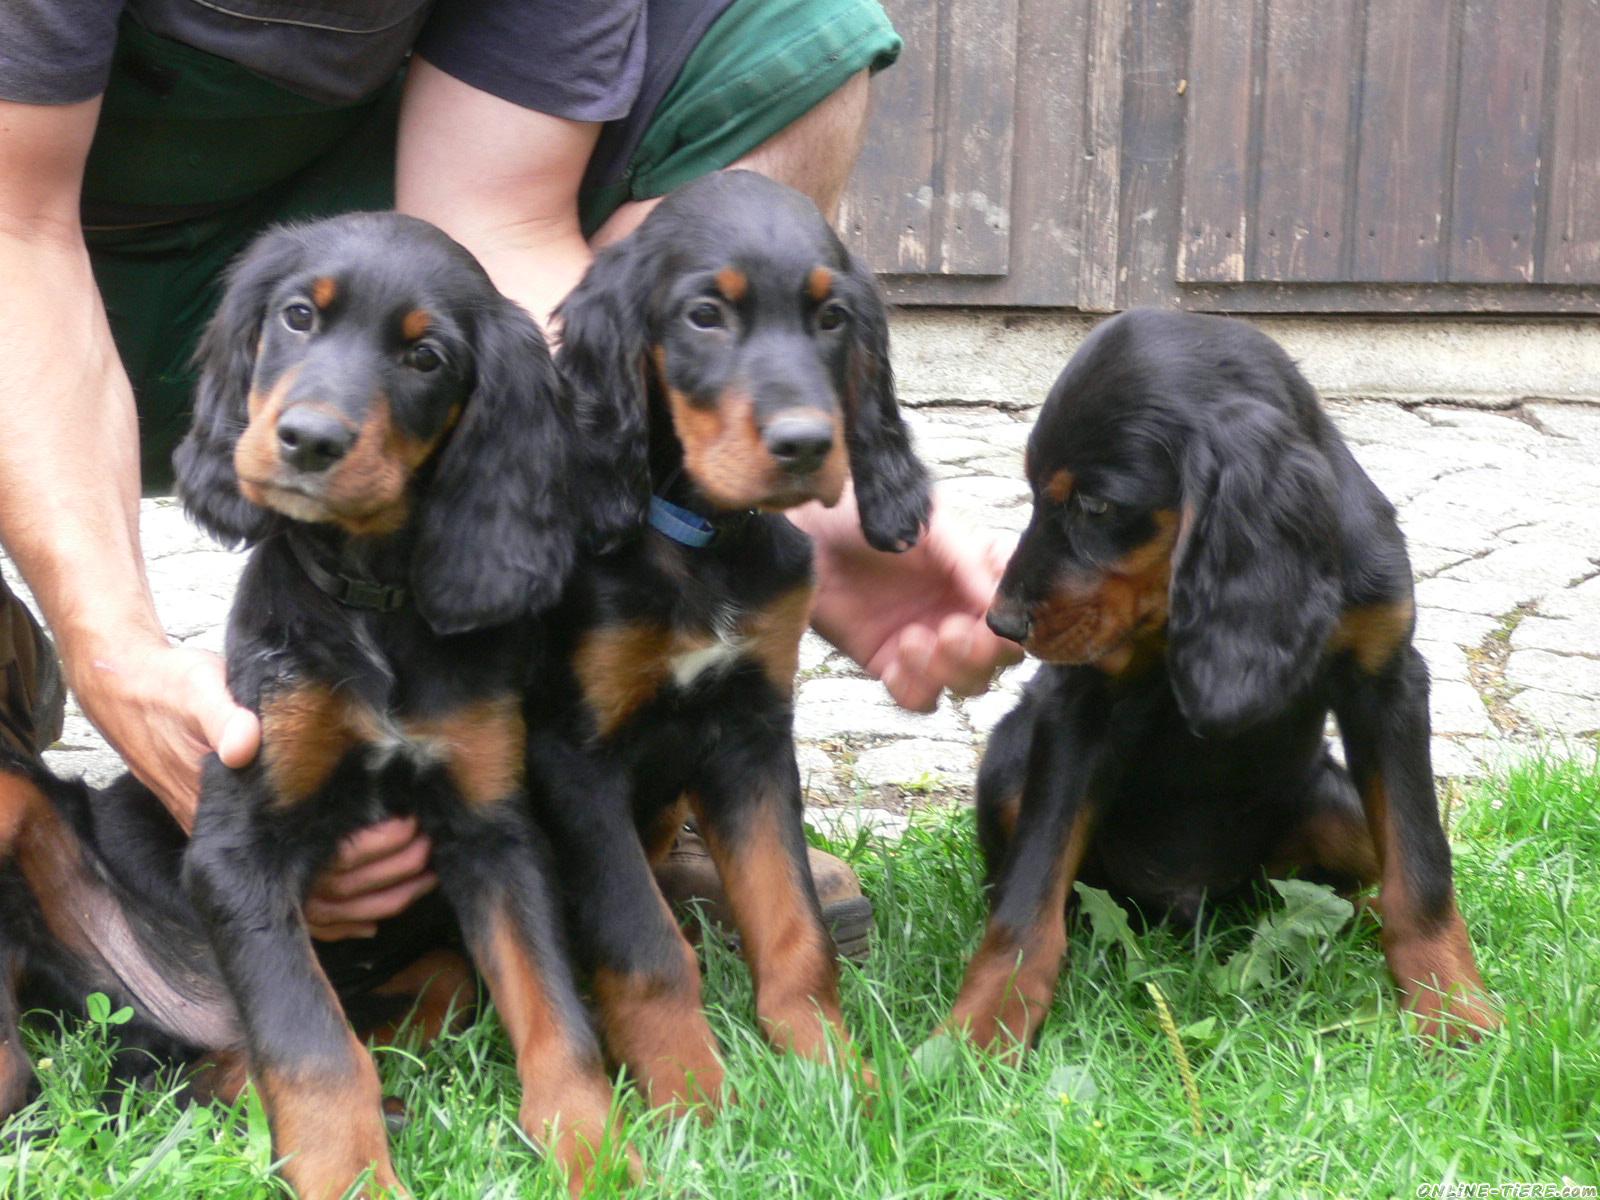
[590,69,871,248]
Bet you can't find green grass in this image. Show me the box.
[3,757,1598,1198]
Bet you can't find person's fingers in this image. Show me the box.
[921,614,1018,698]
[184,654,257,764]
[308,921,381,943]
[313,834,434,901]
[331,818,424,872]
[304,870,439,930]
[925,614,990,697]
[214,707,261,769]
[876,624,941,712]
[879,661,942,712]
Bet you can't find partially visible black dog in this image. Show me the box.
[946,309,1496,1053]
[526,171,930,1111]
[2,213,635,1199]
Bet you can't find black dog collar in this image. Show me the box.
[285,532,409,613]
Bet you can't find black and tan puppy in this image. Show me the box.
[946,309,1496,1053]
[170,212,631,1197]
[530,171,930,1110]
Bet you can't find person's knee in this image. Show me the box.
[732,69,871,219]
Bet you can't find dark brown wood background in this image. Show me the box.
[838,0,1600,313]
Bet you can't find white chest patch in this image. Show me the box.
[364,712,447,771]
[670,629,751,689]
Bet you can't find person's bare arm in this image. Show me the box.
[396,56,601,330]
[0,97,258,826]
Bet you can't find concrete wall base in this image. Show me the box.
[888,310,1600,409]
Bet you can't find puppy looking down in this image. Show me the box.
[948,309,1496,1053]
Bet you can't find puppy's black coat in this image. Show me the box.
[529,171,930,1108]
[950,309,1495,1051]
[2,213,631,1197]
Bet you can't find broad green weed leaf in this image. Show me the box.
[1075,882,1144,961]
[1269,879,1355,942]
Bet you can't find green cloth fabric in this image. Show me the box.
[579,0,901,235]
[84,16,401,488]
[79,1,900,489]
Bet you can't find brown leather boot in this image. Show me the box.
[0,581,65,759]
[653,826,874,962]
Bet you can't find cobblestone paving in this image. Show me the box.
[7,395,1599,835]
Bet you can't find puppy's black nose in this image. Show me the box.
[764,414,834,475]
[277,408,355,473]
[986,599,1032,645]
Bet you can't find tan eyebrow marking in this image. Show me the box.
[714,267,748,302]
[311,277,337,309]
[401,309,432,340]
[1043,469,1074,503]
[806,266,833,302]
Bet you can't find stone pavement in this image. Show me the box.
[5,390,1599,832]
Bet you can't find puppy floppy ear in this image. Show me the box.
[840,252,930,552]
[173,229,302,546]
[411,299,579,635]
[552,237,653,551]
[1166,398,1342,738]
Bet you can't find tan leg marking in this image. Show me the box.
[480,906,635,1194]
[256,1033,400,1200]
[698,804,850,1063]
[1332,599,1416,674]
[946,804,1094,1057]
[406,697,525,809]
[573,622,677,738]
[1363,780,1497,1040]
[739,584,817,697]
[593,927,726,1115]
[260,684,366,809]
[1266,801,1381,886]
[366,949,476,1048]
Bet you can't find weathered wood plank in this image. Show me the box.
[1253,0,1359,280]
[1449,0,1548,282]
[839,0,938,272]
[940,0,1020,274]
[1076,0,1126,309]
[1177,0,1257,281]
[1119,0,1191,308]
[1542,0,1600,282]
[1351,0,1453,282]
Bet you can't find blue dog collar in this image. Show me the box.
[648,495,717,548]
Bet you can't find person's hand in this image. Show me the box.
[794,487,1023,712]
[304,817,438,942]
[68,638,259,832]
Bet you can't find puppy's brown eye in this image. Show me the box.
[408,343,443,373]
[687,301,726,330]
[817,303,849,332]
[282,303,314,332]
[1079,494,1111,516]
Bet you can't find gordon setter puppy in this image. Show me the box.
[947,309,1497,1053]
[529,170,930,1109]
[165,213,620,1196]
